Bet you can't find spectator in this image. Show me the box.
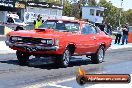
[99,21,105,31]
[121,25,129,45]
[114,26,122,44]
[107,23,112,35]
[34,14,43,29]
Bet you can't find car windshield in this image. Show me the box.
[39,20,80,32]
[14,18,23,23]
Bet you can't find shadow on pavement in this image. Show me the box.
[0,60,19,65]
[0,57,93,70]
[31,60,92,70]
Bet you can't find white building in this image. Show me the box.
[82,6,105,23]
[23,1,63,23]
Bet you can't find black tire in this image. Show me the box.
[91,46,105,64]
[16,51,30,65]
[56,48,71,67]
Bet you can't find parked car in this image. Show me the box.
[6,13,27,30]
[5,19,112,67]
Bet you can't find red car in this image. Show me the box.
[5,19,112,67]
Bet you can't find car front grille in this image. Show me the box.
[22,37,41,44]
[10,36,53,46]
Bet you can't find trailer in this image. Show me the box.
[82,6,105,23]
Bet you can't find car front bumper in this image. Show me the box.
[5,41,59,52]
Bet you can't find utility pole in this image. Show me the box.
[61,0,64,6]
[119,0,123,26]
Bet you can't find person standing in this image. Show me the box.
[99,21,105,31]
[114,26,122,44]
[34,14,43,29]
[107,23,112,35]
[121,25,129,45]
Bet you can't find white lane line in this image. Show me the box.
[48,83,72,88]
[24,77,75,88]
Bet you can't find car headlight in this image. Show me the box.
[41,39,47,44]
[11,36,18,41]
[17,37,23,41]
[47,39,53,44]
[11,36,22,41]
[41,39,53,45]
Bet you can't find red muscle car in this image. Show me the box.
[5,19,112,67]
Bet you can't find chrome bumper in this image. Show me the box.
[5,41,59,52]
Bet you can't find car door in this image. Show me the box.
[87,26,99,53]
[75,24,99,54]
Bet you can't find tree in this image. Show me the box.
[98,0,125,27]
[125,9,132,25]
[88,0,96,6]
[62,0,71,16]
[79,0,96,6]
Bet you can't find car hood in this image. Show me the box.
[8,28,70,38]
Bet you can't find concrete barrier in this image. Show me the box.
[128,26,132,43]
[0,25,4,35]
[0,25,13,35]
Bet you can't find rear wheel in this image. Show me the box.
[16,51,30,65]
[91,46,105,64]
[56,48,71,67]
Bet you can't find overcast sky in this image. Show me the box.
[96,0,132,11]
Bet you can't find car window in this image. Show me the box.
[39,20,80,32]
[91,26,97,34]
[55,23,67,30]
[81,24,97,34]
[65,23,80,31]
[39,21,56,29]
[81,24,91,34]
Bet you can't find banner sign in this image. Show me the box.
[27,1,50,8]
[50,4,63,10]
[0,0,14,8]
[15,1,26,8]
[0,0,26,8]
[27,1,63,10]
[0,1,63,9]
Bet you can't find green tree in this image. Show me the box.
[88,0,96,6]
[62,0,81,18]
[62,0,72,16]
[79,0,96,6]
[125,9,132,25]
[98,0,125,27]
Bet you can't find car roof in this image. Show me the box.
[47,19,85,23]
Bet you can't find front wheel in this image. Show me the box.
[91,46,105,64]
[16,51,30,65]
[56,48,71,67]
